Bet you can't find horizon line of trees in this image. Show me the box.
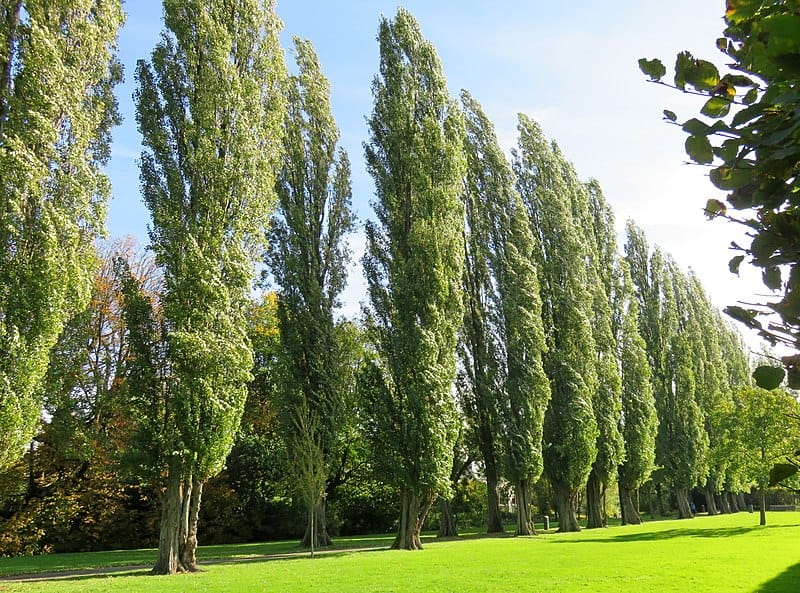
[1,1,799,571]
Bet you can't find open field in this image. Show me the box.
[0,512,798,593]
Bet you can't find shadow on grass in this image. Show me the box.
[752,563,800,593]
[550,523,800,544]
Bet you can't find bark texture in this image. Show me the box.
[514,480,535,536]
[554,484,580,532]
[485,472,505,533]
[619,484,642,525]
[585,470,605,528]
[153,463,204,574]
[437,498,458,538]
[301,500,332,549]
[675,487,694,519]
[703,483,719,515]
[392,490,434,550]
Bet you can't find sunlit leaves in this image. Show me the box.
[686,135,713,164]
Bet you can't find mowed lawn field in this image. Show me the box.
[1,512,798,593]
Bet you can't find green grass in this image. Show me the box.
[1,512,799,592]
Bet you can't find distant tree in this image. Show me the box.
[361,8,465,550]
[267,37,355,549]
[133,0,285,574]
[732,387,800,526]
[0,0,124,470]
[514,115,598,532]
[458,92,550,536]
[615,262,657,525]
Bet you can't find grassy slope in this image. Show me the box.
[1,513,798,593]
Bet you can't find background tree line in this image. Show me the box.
[1,0,799,569]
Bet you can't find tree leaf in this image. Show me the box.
[705,198,727,218]
[742,87,758,104]
[710,165,754,190]
[686,135,713,164]
[753,365,785,390]
[721,74,755,87]
[682,118,711,136]
[686,59,720,93]
[724,305,762,329]
[769,463,798,487]
[763,266,782,290]
[663,109,677,122]
[701,96,732,118]
[638,58,666,81]
[729,254,745,275]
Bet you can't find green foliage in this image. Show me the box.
[133,0,286,572]
[457,91,550,501]
[0,0,124,470]
[641,2,800,358]
[616,263,658,492]
[513,116,598,508]
[362,7,465,547]
[267,37,356,544]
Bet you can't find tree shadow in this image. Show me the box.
[549,523,800,544]
[752,563,800,593]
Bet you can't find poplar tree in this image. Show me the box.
[616,263,657,525]
[268,37,354,549]
[362,8,465,550]
[0,0,123,470]
[579,181,624,529]
[513,115,598,532]
[134,0,285,573]
[458,91,550,536]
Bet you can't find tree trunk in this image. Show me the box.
[586,470,605,528]
[301,499,332,549]
[554,483,580,532]
[437,497,458,538]
[514,479,535,535]
[674,487,694,519]
[728,490,740,512]
[759,484,767,526]
[392,489,434,550]
[655,482,664,516]
[737,492,747,511]
[703,482,719,515]
[619,484,641,525]
[718,491,731,514]
[153,461,185,574]
[179,478,203,572]
[485,473,505,534]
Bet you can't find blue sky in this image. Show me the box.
[105,1,763,347]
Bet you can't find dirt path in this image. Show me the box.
[0,545,386,583]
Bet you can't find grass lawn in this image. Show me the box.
[1,512,798,592]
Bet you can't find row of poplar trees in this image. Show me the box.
[0,0,753,572]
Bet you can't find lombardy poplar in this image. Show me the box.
[458,91,550,536]
[0,0,124,470]
[513,115,598,533]
[268,37,355,550]
[134,0,285,574]
[575,180,624,529]
[362,8,465,550]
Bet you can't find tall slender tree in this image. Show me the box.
[458,91,550,536]
[615,262,658,525]
[514,115,598,532]
[0,0,124,470]
[361,8,465,550]
[133,0,285,573]
[267,37,355,549]
[579,181,624,529]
